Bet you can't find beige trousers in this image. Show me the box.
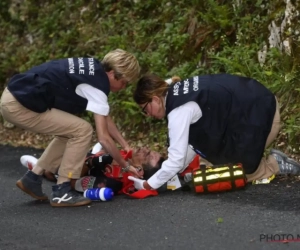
[246,98,281,182]
[201,98,281,182]
[0,88,93,179]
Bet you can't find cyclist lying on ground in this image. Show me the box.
[20,143,194,195]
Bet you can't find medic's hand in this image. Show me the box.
[128,165,143,179]
[128,176,146,190]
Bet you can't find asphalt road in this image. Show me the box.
[0,144,300,250]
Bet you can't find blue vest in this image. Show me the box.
[165,74,276,174]
[8,58,110,114]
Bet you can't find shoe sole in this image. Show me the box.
[286,158,300,168]
[16,180,48,201]
[270,149,288,159]
[271,149,300,168]
[50,200,92,207]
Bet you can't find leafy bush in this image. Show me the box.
[0,0,299,153]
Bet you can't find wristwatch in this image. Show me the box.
[122,162,130,173]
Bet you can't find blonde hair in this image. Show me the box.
[102,49,140,83]
[134,74,181,104]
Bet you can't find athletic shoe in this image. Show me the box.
[270,149,300,175]
[20,155,38,170]
[50,182,91,207]
[20,155,58,181]
[16,171,48,200]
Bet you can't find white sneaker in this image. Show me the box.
[20,155,38,170]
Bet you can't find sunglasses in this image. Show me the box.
[141,102,149,114]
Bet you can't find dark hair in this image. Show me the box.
[143,156,165,180]
[134,74,169,105]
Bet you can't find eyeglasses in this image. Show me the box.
[141,102,149,114]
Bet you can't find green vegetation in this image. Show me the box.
[0,0,299,153]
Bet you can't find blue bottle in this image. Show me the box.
[83,187,114,201]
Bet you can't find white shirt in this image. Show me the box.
[147,101,202,189]
[75,84,110,115]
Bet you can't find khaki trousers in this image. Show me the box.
[201,98,281,182]
[246,98,281,182]
[0,88,93,179]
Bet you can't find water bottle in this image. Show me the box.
[83,187,114,201]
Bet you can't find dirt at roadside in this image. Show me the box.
[1,120,299,164]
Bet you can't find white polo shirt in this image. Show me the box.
[75,84,110,116]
